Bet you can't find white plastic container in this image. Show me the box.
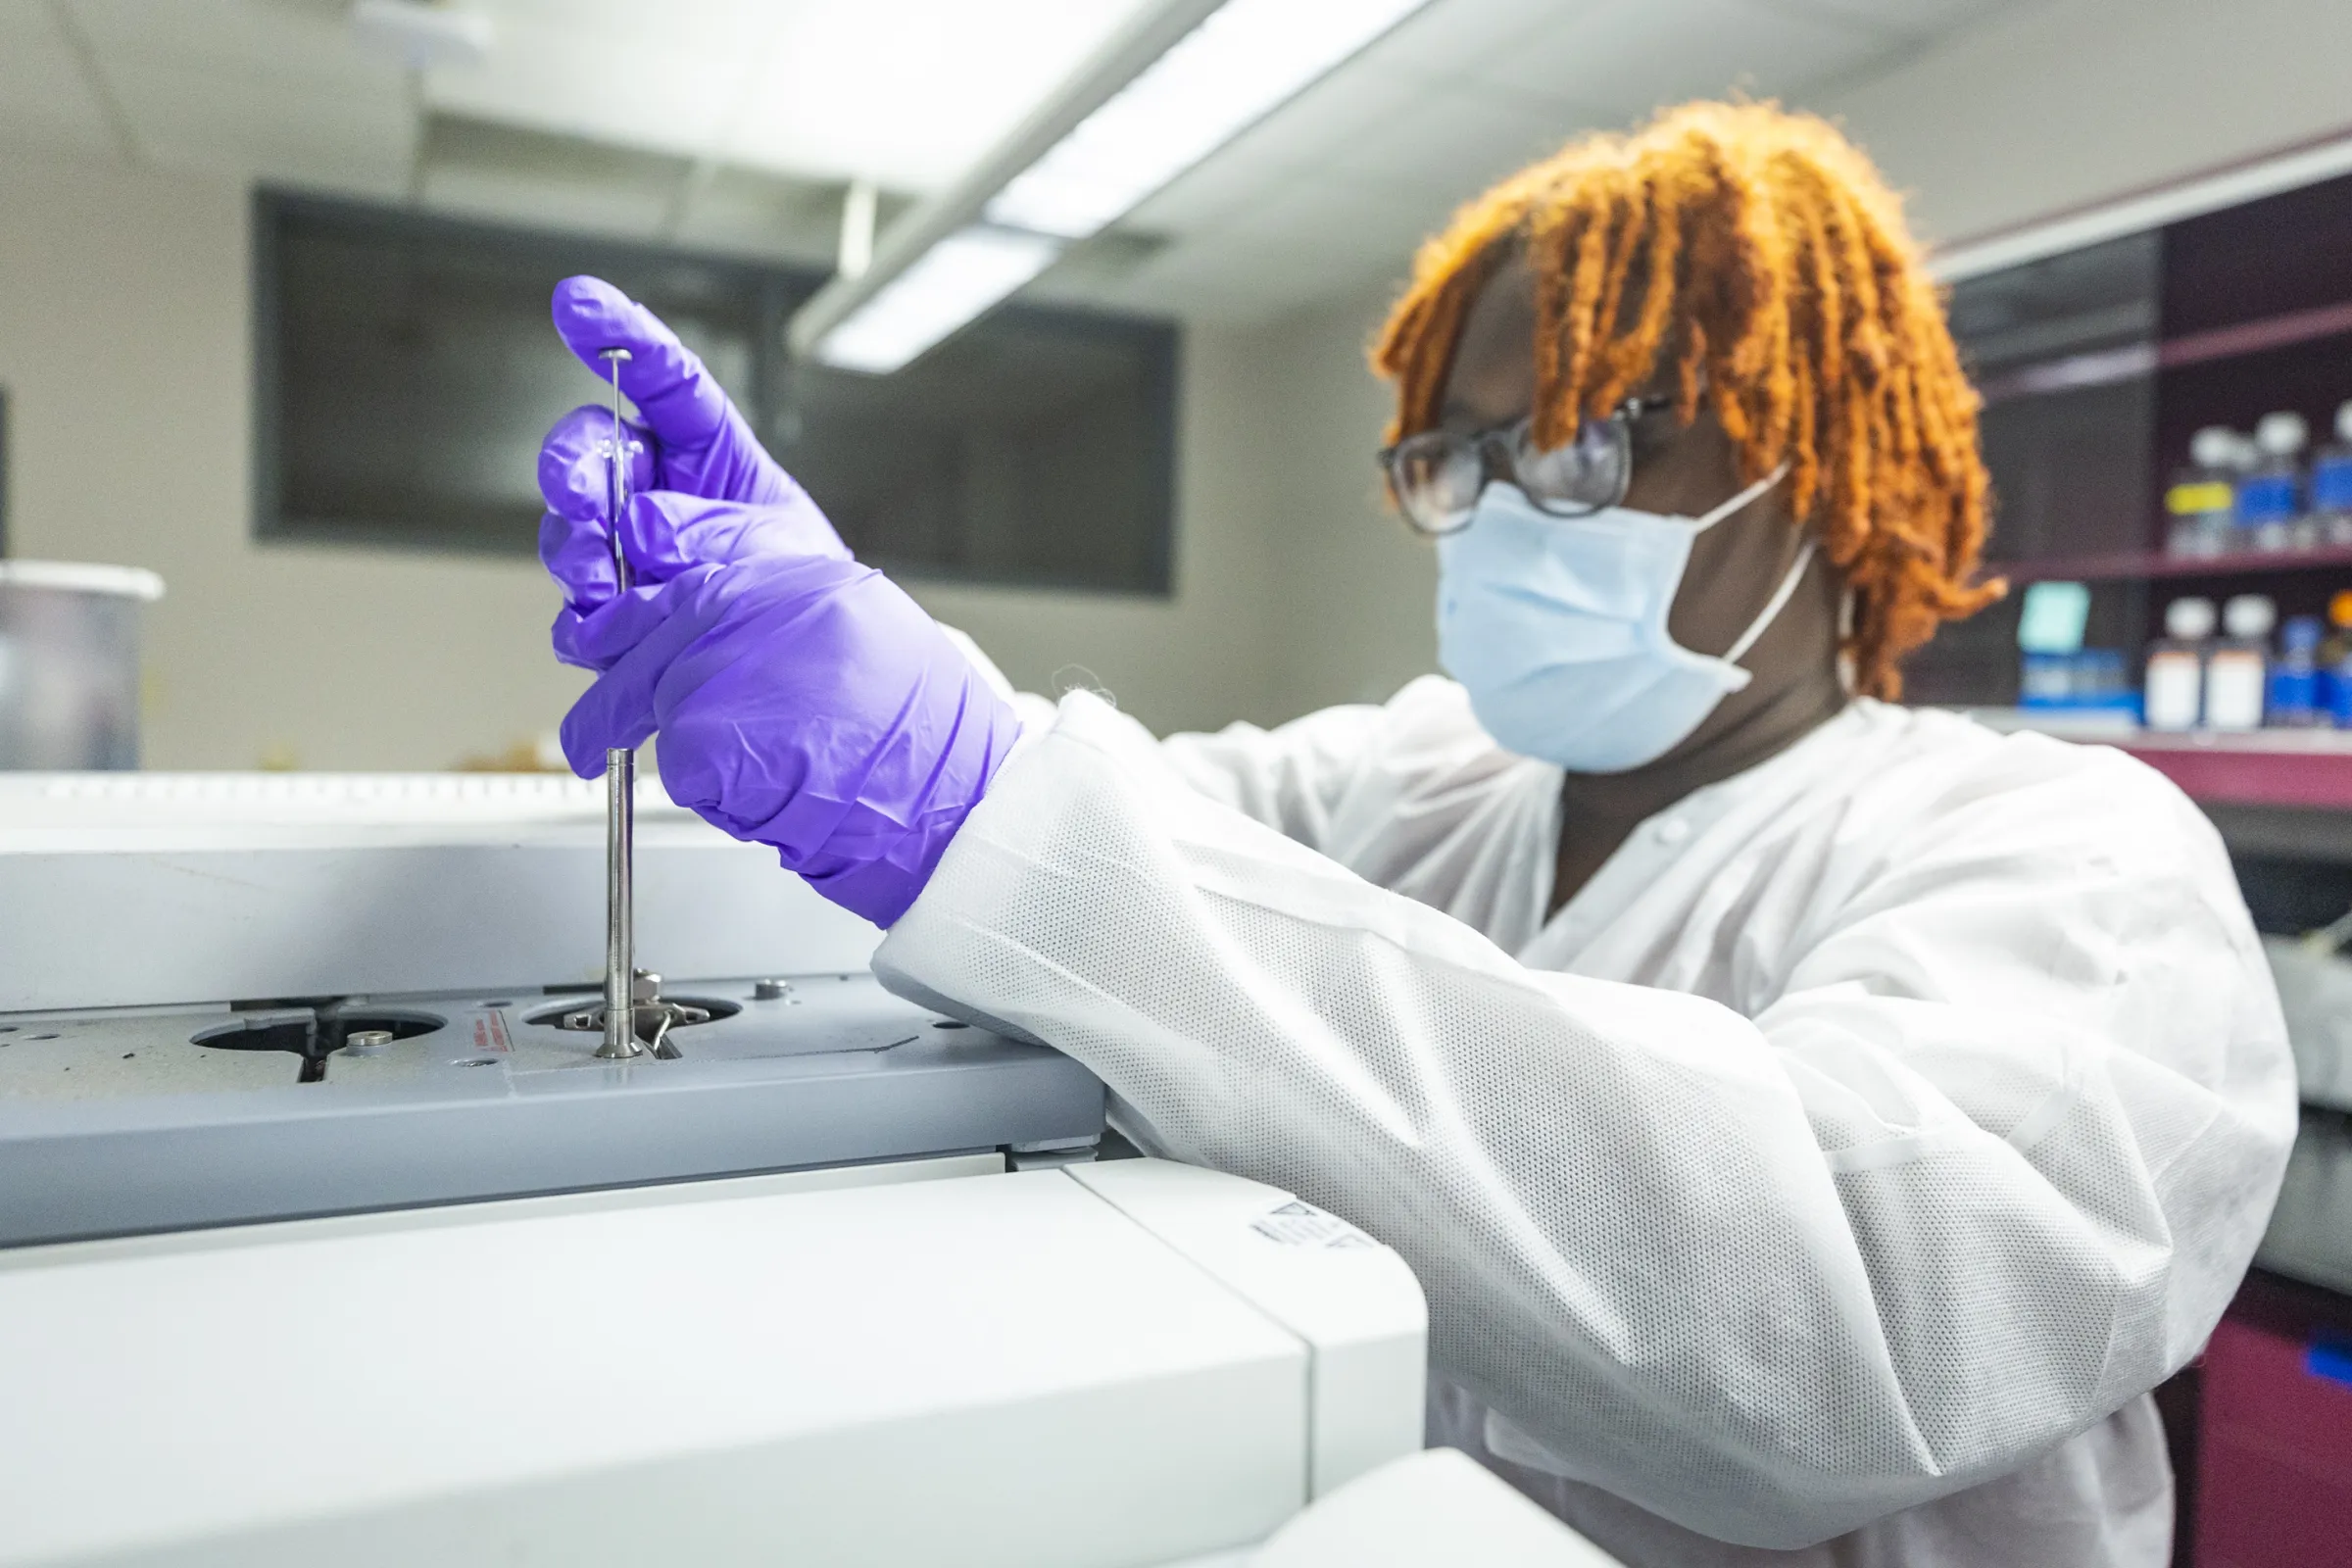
[0,560,166,769]
[2144,596,2214,732]
[2204,593,2276,732]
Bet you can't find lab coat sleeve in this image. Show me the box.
[873,692,2297,1549]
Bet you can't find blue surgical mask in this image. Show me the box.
[1436,466,1806,773]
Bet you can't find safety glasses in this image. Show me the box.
[1379,396,1661,536]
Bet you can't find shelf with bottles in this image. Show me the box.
[1986,570,2352,807]
[2150,403,2352,563]
[1966,395,2352,589]
[2017,576,2328,705]
[1923,158,2352,815]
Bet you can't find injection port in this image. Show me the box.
[192,1008,445,1080]
[523,996,740,1040]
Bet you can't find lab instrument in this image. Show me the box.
[0,1156,1432,1566]
[0,770,1103,1247]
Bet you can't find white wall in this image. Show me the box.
[0,142,1292,769]
[1254,287,1438,722]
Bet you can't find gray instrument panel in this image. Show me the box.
[0,974,1104,1248]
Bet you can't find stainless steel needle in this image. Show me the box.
[596,347,642,1061]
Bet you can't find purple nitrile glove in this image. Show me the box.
[537,274,846,614]
[547,490,851,671]
[558,525,1022,928]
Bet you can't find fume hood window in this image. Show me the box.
[255,192,1177,595]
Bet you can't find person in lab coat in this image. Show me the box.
[534,102,2295,1568]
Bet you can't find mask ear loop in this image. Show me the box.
[1722,537,1817,665]
[1836,585,1859,693]
[1692,461,1806,668]
[1690,461,1792,532]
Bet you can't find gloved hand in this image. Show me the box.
[537,274,847,614]
[558,508,1022,928]
[546,489,852,672]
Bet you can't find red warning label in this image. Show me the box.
[472,1011,513,1054]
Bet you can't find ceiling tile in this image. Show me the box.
[1092,234,1356,324]
[70,0,402,96]
[432,0,1164,196]
[1351,0,1604,85]
[100,54,414,195]
[1328,85,1606,200]
[425,17,745,164]
[1758,0,2029,41]
[0,4,122,160]
[1191,172,1446,292]
[1129,59,1435,234]
[1471,0,1901,120]
[721,0,1158,192]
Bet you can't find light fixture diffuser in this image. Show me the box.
[794,0,1435,374]
[814,226,1061,374]
[986,0,1429,241]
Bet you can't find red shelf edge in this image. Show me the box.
[2121,743,2352,809]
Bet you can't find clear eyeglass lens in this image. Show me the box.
[1388,409,1636,533]
[1511,418,1628,516]
[1391,432,1486,534]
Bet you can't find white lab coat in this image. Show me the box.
[874,674,2297,1568]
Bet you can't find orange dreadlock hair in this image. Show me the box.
[1371,100,2000,700]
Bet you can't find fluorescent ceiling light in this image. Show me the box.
[814,226,1061,374]
[796,0,1434,374]
[987,0,1429,241]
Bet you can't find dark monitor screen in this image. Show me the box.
[256,192,1178,594]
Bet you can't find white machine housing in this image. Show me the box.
[0,1157,1429,1568]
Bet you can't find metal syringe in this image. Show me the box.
[596,347,642,1061]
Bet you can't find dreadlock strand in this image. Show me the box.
[1527,207,1584,448]
[1589,182,1659,410]
[1623,194,1686,402]
[1557,197,1622,429]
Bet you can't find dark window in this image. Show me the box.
[255,191,1177,594]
